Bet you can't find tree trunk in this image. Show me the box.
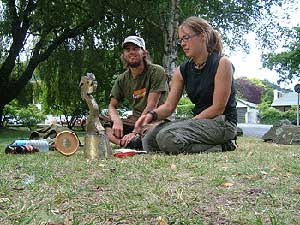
[0,26,99,127]
[162,0,179,80]
[0,0,105,127]
[0,104,4,127]
[0,73,30,127]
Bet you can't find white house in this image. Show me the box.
[237,99,258,124]
[271,90,299,112]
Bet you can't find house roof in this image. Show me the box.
[272,92,299,106]
[237,99,257,108]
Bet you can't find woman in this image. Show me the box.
[135,16,237,154]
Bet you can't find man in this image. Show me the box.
[104,35,169,149]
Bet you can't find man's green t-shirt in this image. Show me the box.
[110,63,169,117]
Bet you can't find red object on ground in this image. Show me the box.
[113,151,136,158]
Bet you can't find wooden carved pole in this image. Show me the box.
[80,73,112,159]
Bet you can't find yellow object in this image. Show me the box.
[85,133,112,160]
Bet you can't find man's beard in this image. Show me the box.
[128,59,142,68]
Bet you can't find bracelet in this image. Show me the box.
[147,110,158,122]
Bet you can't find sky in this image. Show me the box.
[228,1,300,90]
[229,32,278,83]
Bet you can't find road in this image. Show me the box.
[237,123,273,138]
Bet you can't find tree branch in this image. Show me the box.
[19,18,100,84]
[0,0,38,81]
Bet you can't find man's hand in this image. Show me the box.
[112,119,123,139]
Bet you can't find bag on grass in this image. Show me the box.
[5,144,39,154]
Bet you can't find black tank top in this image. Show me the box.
[179,53,237,124]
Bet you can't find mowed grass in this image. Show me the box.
[0,127,300,225]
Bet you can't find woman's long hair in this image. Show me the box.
[179,16,223,55]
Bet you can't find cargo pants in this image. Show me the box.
[142,115,237,154]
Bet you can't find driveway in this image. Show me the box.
[237,123,273,138]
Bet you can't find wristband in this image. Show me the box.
[147,110,158,122]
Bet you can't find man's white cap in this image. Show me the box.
[122,36,146,50]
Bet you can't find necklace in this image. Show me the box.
[194,61,207,69]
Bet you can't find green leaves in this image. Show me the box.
[262,28,300,84]
[3,100,45,130]
[0,0,296,127]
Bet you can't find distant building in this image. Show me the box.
[237,99,258,124]
[271,90,299,112]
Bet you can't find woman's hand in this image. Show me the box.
[134,114,153,133]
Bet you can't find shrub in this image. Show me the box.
[18,104,45,130]
[175,97,194,118]
[176,104,194,118]
[282,106,297,123]
[3,100,45,130]
[259,107,283,124]
[178,97,193,105]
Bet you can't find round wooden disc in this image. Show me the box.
[55,131,79,156]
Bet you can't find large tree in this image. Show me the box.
[105,0,287,76]
[39,0,282,126]
[0,0,105,126]
[0,0,289,127]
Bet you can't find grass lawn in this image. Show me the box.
[0,127,300,225]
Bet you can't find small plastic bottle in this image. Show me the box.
[13,139,49,152]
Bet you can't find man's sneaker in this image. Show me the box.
[221,140,237,152]
[126,136,143,150]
